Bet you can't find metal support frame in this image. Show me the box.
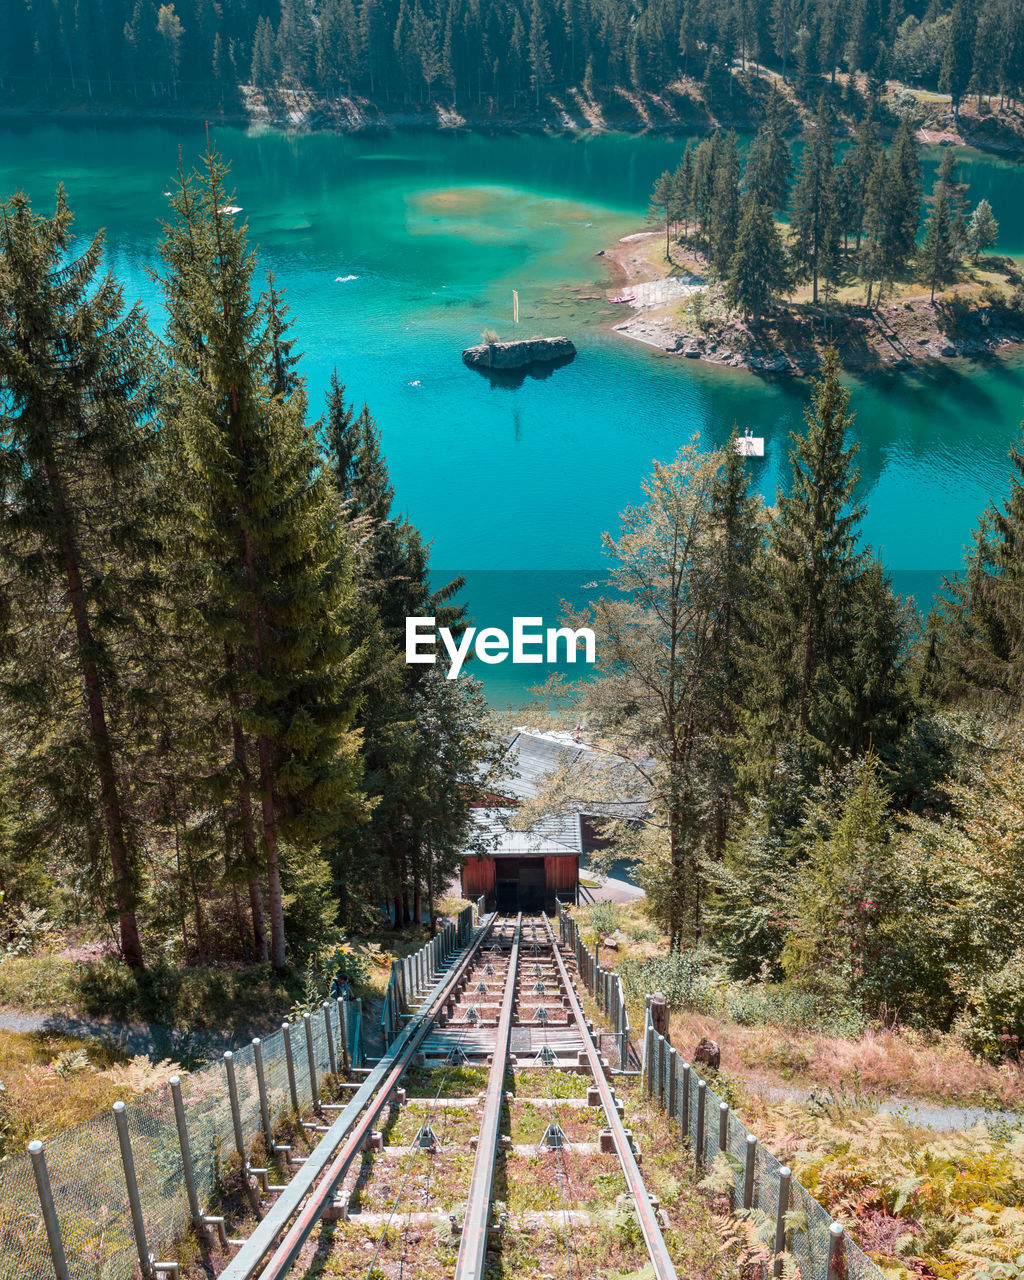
[303,1013,319,1111]
[323,1001,338,1077]
[224,1052,246,1161]
[827,1222,845,1280]
[252,1038,274,1149]
[170,1078,203,1232]
[773,1167,791,1277]
[680,1062,690,1141]
[28,1140,70,1280]
[454,914,521,1280]
[113,1100,154,1280]
[695,1081,706,1171]
[742,1134,757,1211]
[282,1022,300,1114]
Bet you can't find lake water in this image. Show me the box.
[3,121,1024,703]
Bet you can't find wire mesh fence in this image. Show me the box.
[1,904,482,1280]
[556,899,886,1280]
[0,997,350,1280]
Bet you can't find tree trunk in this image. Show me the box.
[43,454,144,968]
[226,651,268,962]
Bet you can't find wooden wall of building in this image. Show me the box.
[461,856,495,898]
[544,855,579,895]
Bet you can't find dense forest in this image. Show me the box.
[0,150,505,975]
[1,0,1024,117]
[649,90,1000,319]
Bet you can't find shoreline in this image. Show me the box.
[600,231,1024,376]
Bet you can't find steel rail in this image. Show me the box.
[543,915,678,1280]
[453,912,522,1280]
[219,913,497,1280]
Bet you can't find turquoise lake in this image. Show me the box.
[3,122,1024,702]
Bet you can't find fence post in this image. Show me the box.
[827,1222,845,1280]
[644,1020,655,1097]
[354,998,363,1066]
[656,1034,666,1106]
[681,1061,691,1140]
[335,998,349,1066]
[224,1052,246,1161]
[718,1101,729,1152]
[667,1047,678,1119]
[167,1080,199,1228]
[282,1022,300,1114]
[113,1101,154,1280]
[28,1140,71,1280]
[773,1167,791,1277]
[695,1080,706,1171]
[303,1013,319,1110]
[252,1038,273,1149]
[743,1134,757,1211]
[323,1001,338,1077]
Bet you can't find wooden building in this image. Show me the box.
[460,809,582,913]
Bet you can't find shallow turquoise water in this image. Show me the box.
[2,122,1023,702]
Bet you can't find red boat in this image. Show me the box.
[610,294,635,304]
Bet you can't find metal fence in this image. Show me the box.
[380,906,475,1047]
[0,906,478,1280]
[556,901,886,1280]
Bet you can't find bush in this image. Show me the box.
[581,901,622,938]
[955,953,1024,1061]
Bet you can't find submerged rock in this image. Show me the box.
[462,335,577,371]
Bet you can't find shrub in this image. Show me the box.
[481,327,500,344]
[582,901,622,938]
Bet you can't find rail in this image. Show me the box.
[453,912,522,1280]
[544,913,678,1280]
[220,909,496,1280]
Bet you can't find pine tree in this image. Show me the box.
[157,149,366,969]
[650,169,675,260]
[0,189,157,968]
[918,184,958,302]
[726,195,789,321]
[528,0,551,106]
[739,344,876,775]
[709,131,742,270]
[324,376,468,924]
[744,84,792,213]
[939,0,978,119]
[790,94,839,305]
[967,198,998,260]
[933,425,1024,712]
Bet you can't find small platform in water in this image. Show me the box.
[735,435,764,457]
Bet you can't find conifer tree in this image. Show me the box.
[967,198,998,260]
[739,345,875,775]
[939,0,978,120]
[726,195,789,320]
[918,184,958,302]
[744,85,792,213]
[324,376,469,924]
[709,131,742,270]
[790,95,839,305]
[0,189,157,967]
[157,149,366,970]
[933,426,1024,712]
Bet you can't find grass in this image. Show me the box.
[0,950,300,1030]
[0,1028,178,1156]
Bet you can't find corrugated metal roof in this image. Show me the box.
[466,807,582,857]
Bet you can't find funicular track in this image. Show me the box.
[213,913,677,1280]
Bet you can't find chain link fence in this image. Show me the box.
[556,900,887,1280]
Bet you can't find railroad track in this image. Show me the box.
[210,912,679,1280]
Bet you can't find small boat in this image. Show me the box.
[581,580,598,589]
[610,294,635,304]
[218,205,243,215]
